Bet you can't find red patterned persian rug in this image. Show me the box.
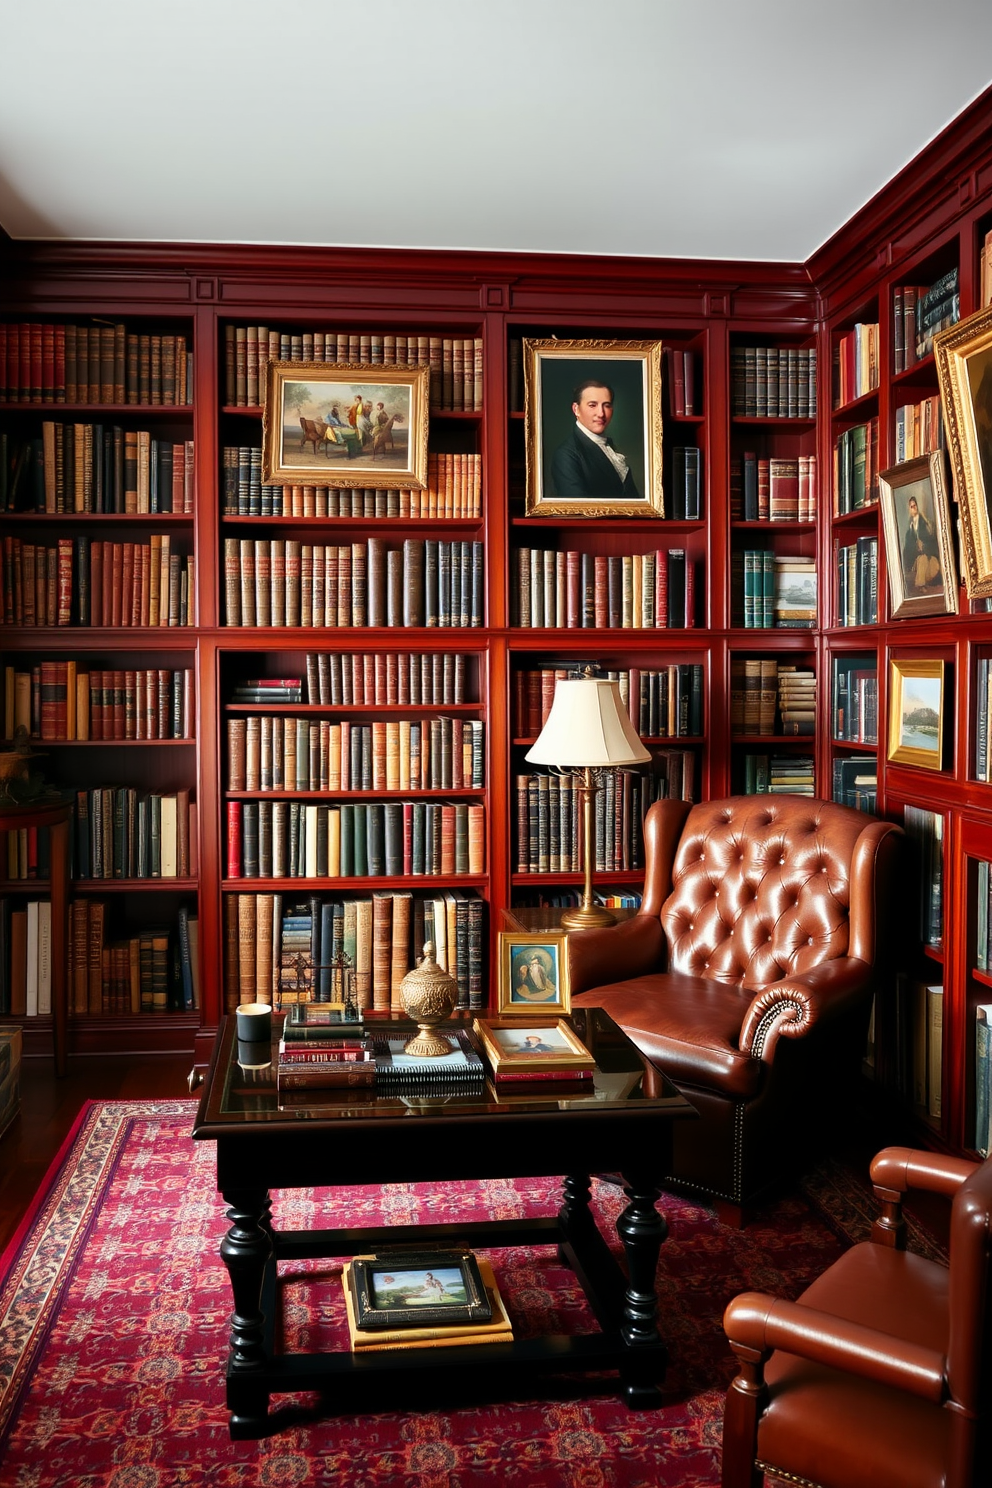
[0,1100,944,1488]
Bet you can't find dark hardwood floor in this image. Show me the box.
[0,1051,196,1255]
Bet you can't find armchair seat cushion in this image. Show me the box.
[757,1243,951,1488]
[573,972,762,1098]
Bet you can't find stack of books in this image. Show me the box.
[370,1029,486,1096]
[776,666,817,736]
[276,1033,375,1091]
[274,1022,487,1096]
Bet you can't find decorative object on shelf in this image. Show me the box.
[347,1247,492,1332]
[934,303,992,597]
[235,1002,272,1042]
[472,1016,594,1074]
[523,338,664,518]
[526,673,650,929]
[398,941,459,1057]
[878,451,959,619]
[0,728,50,804]
[887,658,947,771]
[497,931,570,1016]
[261,361,429,490]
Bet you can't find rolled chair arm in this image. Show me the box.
[723,1291,947,1403]
[739,958,871,1059]
[870,1147,978,1200]
[566,915,667,998]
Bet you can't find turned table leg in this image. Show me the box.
[220,1187,274,1437]
[616,1171,668,1408]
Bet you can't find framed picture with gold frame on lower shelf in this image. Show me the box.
[887,658,947,771]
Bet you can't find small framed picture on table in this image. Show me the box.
[473,1017,594,1075]
[497,932,570,1016]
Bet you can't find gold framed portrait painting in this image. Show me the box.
[878,451,959,619]
[523,339,664,518]
[473,1017,594,1074]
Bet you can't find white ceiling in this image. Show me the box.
[2,0,992,264]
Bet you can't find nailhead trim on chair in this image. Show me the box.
[756,1463,823,1488]
[749,998,806,1058]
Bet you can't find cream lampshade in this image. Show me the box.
[526,676,651,929]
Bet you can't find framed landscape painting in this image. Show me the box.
[262,361,429,490]
[348,1249,491,1331]
[523,338,664,518]
[887,658,947,771]
[878,450,959,619]
[934,304,992,597]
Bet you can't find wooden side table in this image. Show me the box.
[0,796,72,1077]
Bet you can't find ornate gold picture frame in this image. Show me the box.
[887,658,947,771]
[262,361,429,490]
[878,450,959,619]
[497,931,570,1016]
[934,305,992,596]
[523,338,664,518]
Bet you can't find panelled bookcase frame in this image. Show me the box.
[3,81,992,1165]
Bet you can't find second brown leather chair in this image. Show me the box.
[721,1147,992,1488]
[568,795,902,1219]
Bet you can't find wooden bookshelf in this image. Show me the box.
[0,83,991,1164]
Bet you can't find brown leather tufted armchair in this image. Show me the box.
[721,1147,992,1488]
[568,795,903,1218]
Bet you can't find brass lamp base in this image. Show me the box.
[560,904,617,930]
[403,1027,455,1057]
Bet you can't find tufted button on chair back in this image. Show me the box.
[662,798,865,989]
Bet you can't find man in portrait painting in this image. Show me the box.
[550,378,641,501]
[902,491,942,595]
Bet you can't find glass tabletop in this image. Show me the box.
[194,1005,691,1132]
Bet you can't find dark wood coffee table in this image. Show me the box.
[192,1006,696,1439]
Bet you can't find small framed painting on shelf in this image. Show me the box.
[934,304,992,597]
[262,361,430,490]
[878,451,959,619]
[887,658,947,771]
[497,931,570,1016]
[523,338,664,518]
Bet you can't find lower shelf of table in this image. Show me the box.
[226,1208,668,1438]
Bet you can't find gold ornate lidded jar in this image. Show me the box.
[399,942,458,1056]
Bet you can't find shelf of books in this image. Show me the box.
[966,817,992,1159]
[0,312,200,1053]
[728,645,817,797]
[214,309,490,1032]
